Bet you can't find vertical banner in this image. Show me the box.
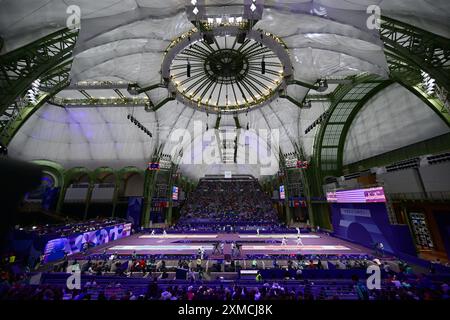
[127,197,143,226]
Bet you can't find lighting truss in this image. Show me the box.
[127,114,152,138]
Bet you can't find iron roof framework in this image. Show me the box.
[0,17,448,186]
[309,17,450,197]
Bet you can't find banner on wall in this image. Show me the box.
[330,203,416,257]
[43,223,132,263]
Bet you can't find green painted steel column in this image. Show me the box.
[56,182,68,214]
[142,169,158,228]
[111,175,121,218]
[166,164,180,226]
[166,176,174,226]
[281,174,292,226]
[305,161,332,229]
[84,182,94,220]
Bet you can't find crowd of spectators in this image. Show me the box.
[1,247,449,301]
[50,252,407,281]
[178,179,278,225]
[1,276,448,300]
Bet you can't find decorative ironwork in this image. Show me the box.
[163,27,292,113]
[0,29,78,113]
[381,16,450,92]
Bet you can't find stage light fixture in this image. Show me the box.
[202,33,215,44]
[0,143,7,156]
[316,79,328,92]
[304,110,330,134]
[26,79,41,104]
[236,32,246,44]
[302,100,312,109]
[421,71,436,94]
[187,59,191,77]
[127,114,152,138]
[261,56,266,74]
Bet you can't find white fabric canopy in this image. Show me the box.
[344,84,450,164]
[3,0,449,179]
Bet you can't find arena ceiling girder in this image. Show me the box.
[0,60,72,145]
[0,16,449,179]
[309,17,450,190]
[312,75,384,179]
[312,78,450,186]
[0,29,78,114]
[0,29,77,146]
[380,16,450,93]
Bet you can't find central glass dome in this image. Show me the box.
[163,27,292,113]
[204,49,249,84]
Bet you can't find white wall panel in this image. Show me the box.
[344,84,450,165]
[378,169,423,194]
[419,163,450,193]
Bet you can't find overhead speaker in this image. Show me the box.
[236,32,246,44]
[187,61,191,78]
[202,33,215,45]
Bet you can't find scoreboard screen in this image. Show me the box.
[327,187,386,203]
[296,160,309,169]
[148,162,160,170]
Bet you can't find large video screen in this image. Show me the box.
[43,223,132,263]
[327,187,386,203]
